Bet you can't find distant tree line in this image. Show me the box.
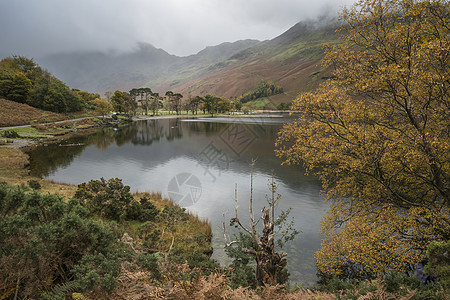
[109,88,243,116]
[0,56,99,113]
[0,55,285,115]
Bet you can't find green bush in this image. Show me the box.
[239,80,283,103]
[75,177,158,222]
[225,232,258,289]
[129,196,159,222]
[27,179,41,190]
[427,240,450,290]
[1,129,20,138]
[137,253,162,280]
[0,184,125,299]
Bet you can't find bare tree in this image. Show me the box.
[224,160,299,286]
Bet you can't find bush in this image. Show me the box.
[27,179,41,190]
[427,240,450,290]
[0,184,125,298]
[127,196,159,222]
[74,177,155,222]
[137,253,161,280]
[239,80,283,103]
[1,129,20,138]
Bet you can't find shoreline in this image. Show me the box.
[0,111,292,150]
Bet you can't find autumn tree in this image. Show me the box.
[111,90,135,115]
[217,97,232,114]
[92,97,113,117]
[74,90,100,109]
[276,0,450,279]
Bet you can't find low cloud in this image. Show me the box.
[0,0,356,58]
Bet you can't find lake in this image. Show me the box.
[28,116,329,286]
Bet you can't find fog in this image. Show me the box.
[0,0,357,58]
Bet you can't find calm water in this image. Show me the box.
[28,117,329,286]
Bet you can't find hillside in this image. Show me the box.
[175,21,338,106]
[38,20,339,107]
[38,40,260,95]
[0,99,64,127]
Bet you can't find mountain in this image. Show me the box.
[38,20,339,106]
[176,21,339,105]
[38,43,180,94]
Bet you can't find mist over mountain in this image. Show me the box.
[38,39,260,94]
[37,19,339,104]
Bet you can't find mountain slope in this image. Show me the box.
[38,40,260,95]
[173,21,338,106]
[38,21,339,106]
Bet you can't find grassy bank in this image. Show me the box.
[0,98,98,127]
[0,124,215,298]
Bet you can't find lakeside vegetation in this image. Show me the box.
[0,179,213,299]
[0,145,446,299]
[0,0,449,298]
[277,0,449,294]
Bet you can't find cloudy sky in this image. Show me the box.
[0,0,357,58]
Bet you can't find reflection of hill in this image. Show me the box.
[39,21,338,108]
[28,119,319,192]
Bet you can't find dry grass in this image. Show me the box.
[132,191,212,255]
[0,147,28,182]
[0,147,77,197]
[109,274,430,300]
[0,98,98,127]
[76,271,443,300]
[0,98,65,127]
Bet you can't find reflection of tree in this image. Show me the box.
[131,120,165,145]
[95,128,116,150]
[203,122,228,137]
[184,121,201,134]
[166,119,183,141]
[114,126,136,146]
[28,138,89,177]
[28,119,299,188]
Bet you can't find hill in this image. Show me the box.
[176,21,338,106]
[38,20,339,107]
[0,98,97,127]
[38,40,260,95]
[0,98,63,127]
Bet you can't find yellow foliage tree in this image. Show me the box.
[93,97,113,117]
[276,0,450,278]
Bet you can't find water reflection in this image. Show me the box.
[28,118,328,286]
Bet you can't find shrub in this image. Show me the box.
[0,184,125,298]
[75,177,137,221]
[426,240,450,290]
[75,178,161,222]
[127,196,159,222]
[27,179,41,190]
[31,123,51,131]
[137,253,162,280]
[1,129,20,138]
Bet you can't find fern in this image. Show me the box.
[41,281,81,300]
